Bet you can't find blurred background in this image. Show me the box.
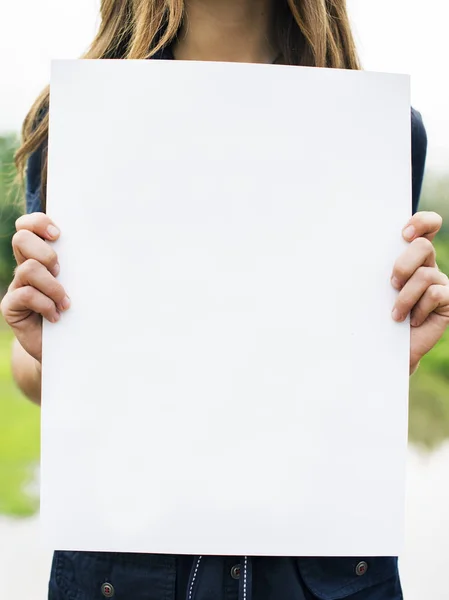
[0,0,448,598]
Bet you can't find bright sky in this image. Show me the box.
[0,0,448,171]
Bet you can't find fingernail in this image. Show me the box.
[53,312,61,323]
[392,308,402,322]
[391,277,401,290]
[52,263,60,277]
[403,225,415,241]
[410,317,418,327]
[47,225,60,240]
[60,296,71,311]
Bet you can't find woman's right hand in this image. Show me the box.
[0,212,70,363]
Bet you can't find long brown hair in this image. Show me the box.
[16,0,360,208]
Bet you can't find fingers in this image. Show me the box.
[15,212,60,242]
[13,213,61,276]
[0,213,66,341]
[392,267,448,322]
[402,211,443,242]
[391,237,436,290]
[12,229,59,276]
[1,286,60,324]
[10,259,70,312]
[411,283,449,327]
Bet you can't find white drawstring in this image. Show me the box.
[242,556,248,600]
[187,556,202,600]
[239,556,252,600]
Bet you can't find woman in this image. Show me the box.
[2,1,448,599]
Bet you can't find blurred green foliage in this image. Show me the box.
[421,174,449,236]
[0,135,40,517]
[0,134,22,294]
[0,134,448,517]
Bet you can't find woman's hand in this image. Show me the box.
[391,211,449,374]
[0,213,70,363]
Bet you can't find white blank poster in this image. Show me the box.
[42,59,411,556]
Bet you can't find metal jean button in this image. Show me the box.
[231,564,241,580]
[101,582,115,598]
[355,561,368,576]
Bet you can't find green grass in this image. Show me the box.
[0,320,40,517]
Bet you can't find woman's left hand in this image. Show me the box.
[391,211,449,374]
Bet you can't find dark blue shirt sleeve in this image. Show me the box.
[25,147,44,214]
[411,107,427,214]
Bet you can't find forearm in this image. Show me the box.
[11,338,42,405]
